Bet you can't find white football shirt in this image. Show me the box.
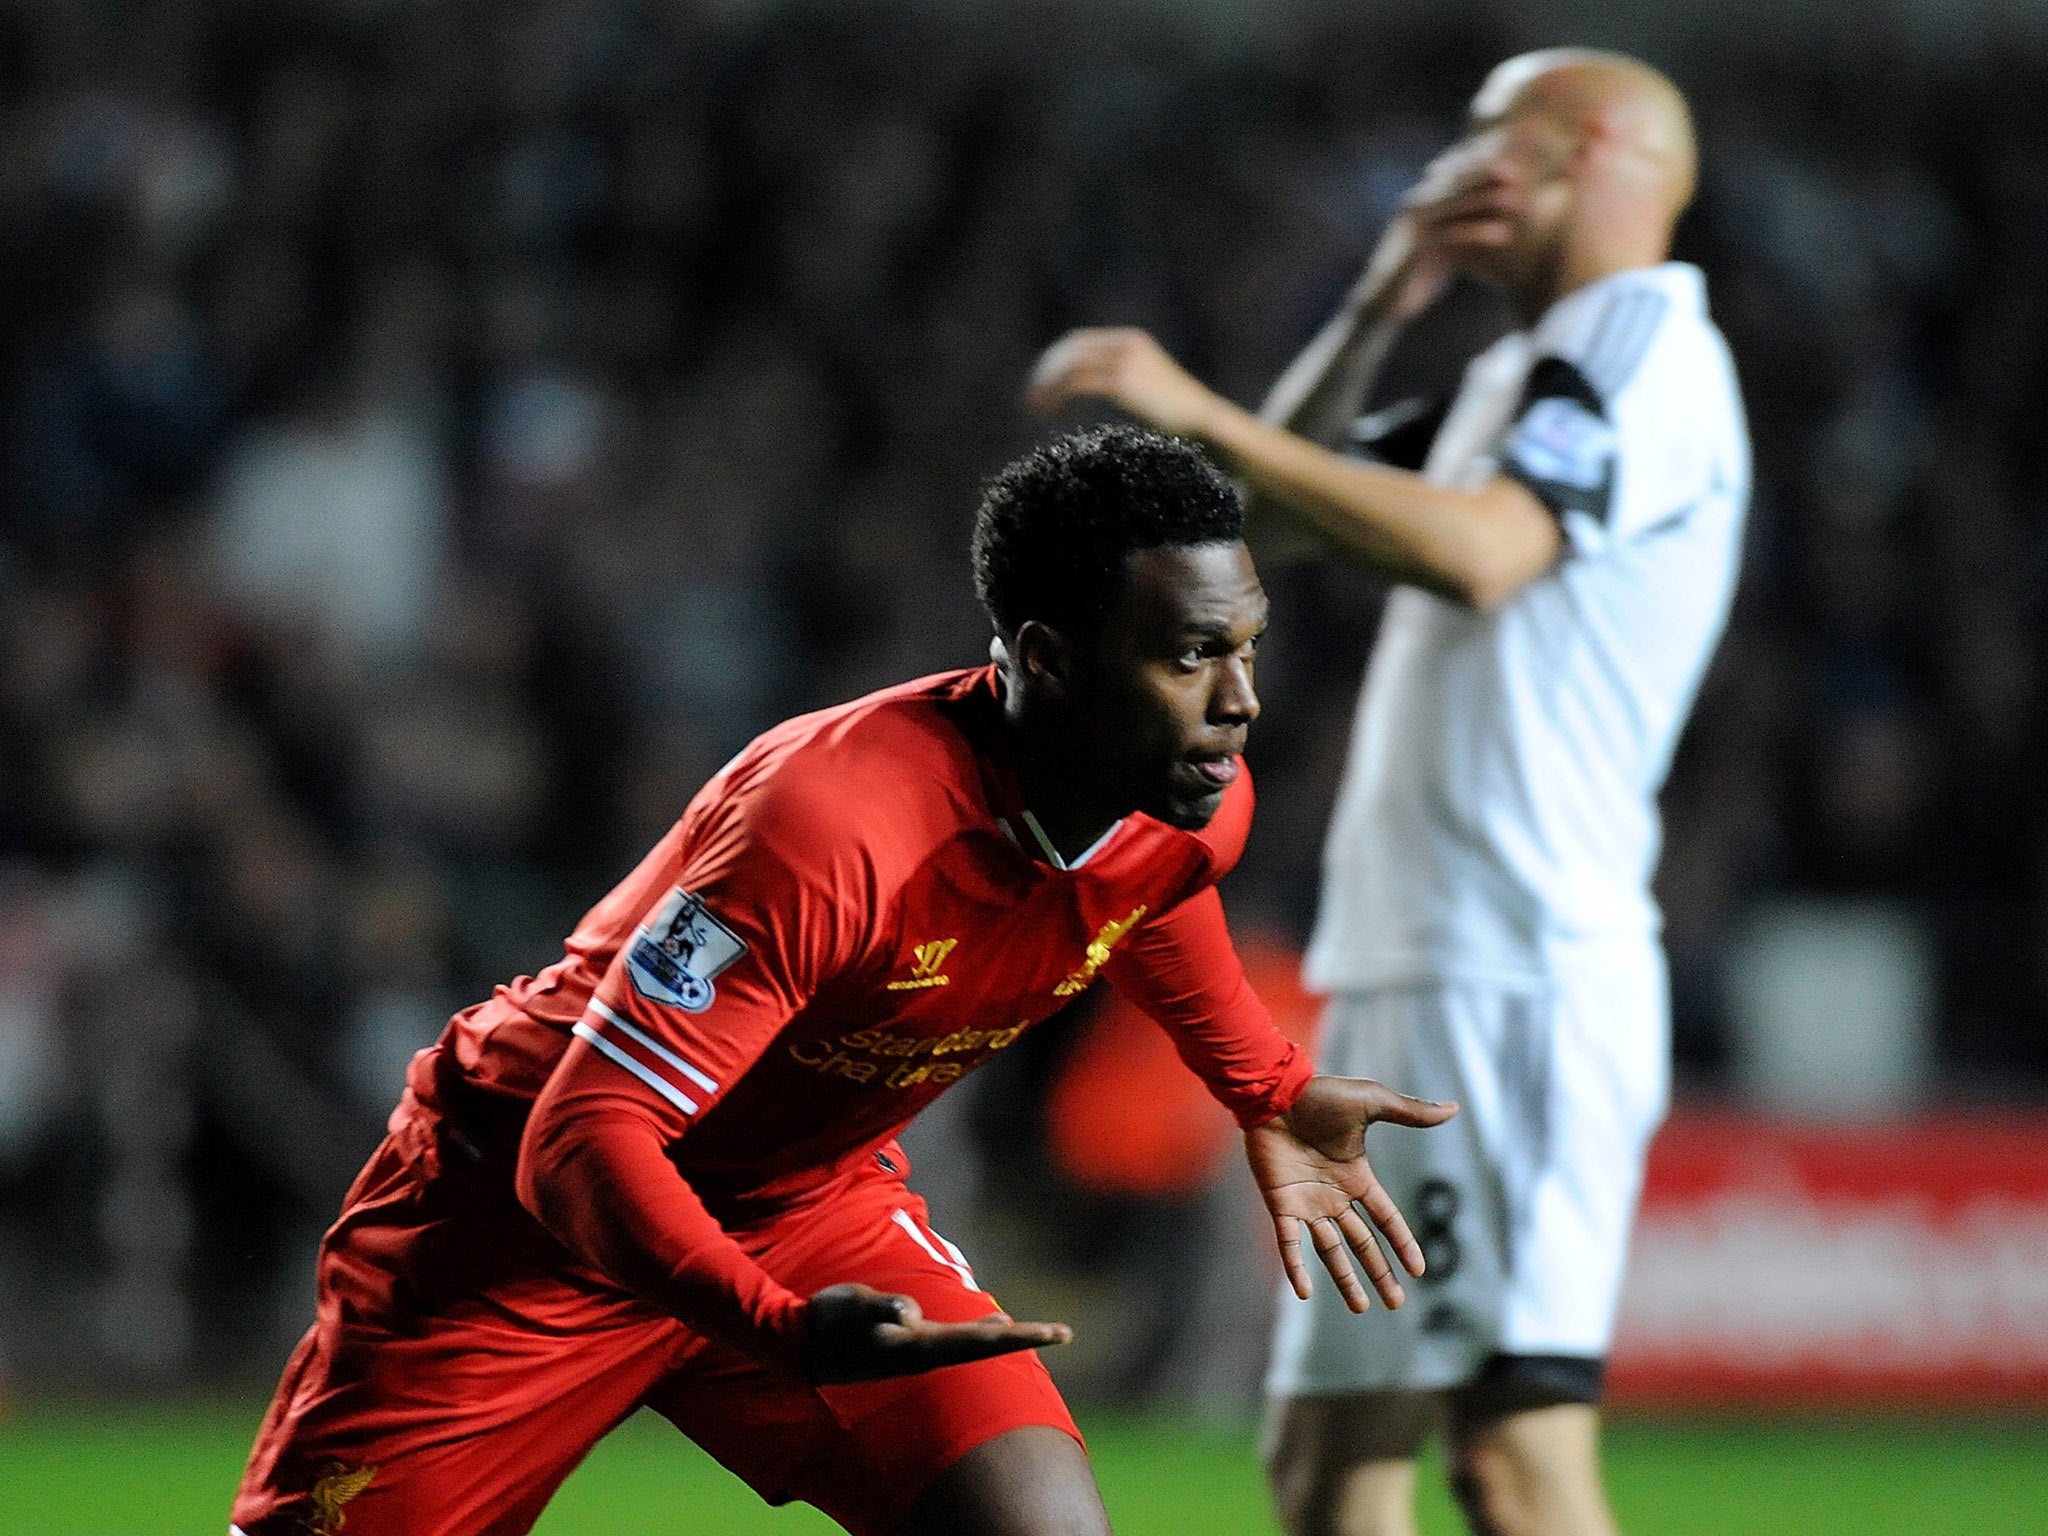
[1302,263,1749,991]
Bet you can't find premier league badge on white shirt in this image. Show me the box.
[1510,395,1617,492]
[1499,360,1620,532]
[627,888,748,1012]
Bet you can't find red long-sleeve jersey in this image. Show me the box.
[402,665,1310,1372]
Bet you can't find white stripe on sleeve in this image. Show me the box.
[589,998,720,1094]
[571,1021,701,1115]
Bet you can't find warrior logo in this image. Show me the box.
[886,938,959,991]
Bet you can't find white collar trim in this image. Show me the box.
[1012,809,1124,871]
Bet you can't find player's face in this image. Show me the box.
[1072,540,1267,830]
[1425,97,1578,290]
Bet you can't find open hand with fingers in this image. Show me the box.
[801,1282,1074,1385]
[1025,327,1227,438]
[1352,125,1554,320]
[1245,1076,1458,1313]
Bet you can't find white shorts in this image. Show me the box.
[1265,958,1668,1398]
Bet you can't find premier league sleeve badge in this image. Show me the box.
[626,888,749,1012]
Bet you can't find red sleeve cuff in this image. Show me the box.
[745,1283,811,1376]
[1234,1039,1315,1130]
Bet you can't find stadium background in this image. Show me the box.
[1,0,2044,1528]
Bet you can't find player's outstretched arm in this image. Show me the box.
[1026,329,1559,609]
[1246,1076,1458,1313]
[802,1283,1073,1385]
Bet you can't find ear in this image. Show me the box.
[1010,619,1075,698]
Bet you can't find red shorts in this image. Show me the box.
[231,1105,1077,1536]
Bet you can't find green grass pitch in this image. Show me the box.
[1,1401,2042,1533]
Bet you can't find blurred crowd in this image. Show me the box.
[1,0,2045,1381]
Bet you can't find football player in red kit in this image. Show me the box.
[232,426,1456,1536]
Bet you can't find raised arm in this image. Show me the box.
[1028,330,1560,611]
[1028,145,1564,610]
[1241,271,1411,564]
[1256,197,1452,450]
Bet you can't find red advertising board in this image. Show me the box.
[1610,1111,2048,1408]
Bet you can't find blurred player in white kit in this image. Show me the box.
[1029,49,1748,1536]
